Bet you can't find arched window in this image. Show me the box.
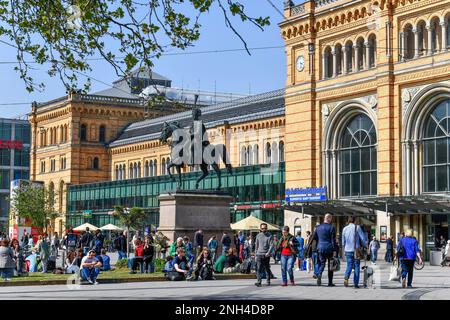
[60,126,64,143]
[417,21,427,56]
[80,124,87,142]
[64,125,68,142]
[129,163,134,179]
[430,17,442,53]
[423,99,450,192]
[447,15,450,50]
[144,161,149,177]
[166,157,171,174]
[266,142,272,164]
[115,165,119,180]
[93,157,99,170]
[272,142,279,163]
[153,160,157,176]
[240,146,247,166]
[254,144,259,164]
[122,165,126,180]
[323,46,333,78]
[161,158,166,175]
[339,114,377,197]
[356,37,365,70]
[368,34,377,67]
[149,160,154,177]
[345,41,354,73]
[99,125,106,143]
[247,145,253,165]
[335,43,343,75]
[279,141,285,162]
[403,24,414,60]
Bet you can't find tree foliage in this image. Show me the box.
[0,0,270,92]
[9,182,59,231]
[114,205,147,257]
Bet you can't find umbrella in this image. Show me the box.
[230,215,279,231]
[100,223,123,231]
[73,223,98,231]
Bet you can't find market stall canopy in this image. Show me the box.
[100,224,123,231]
[230,215,279,231]
[73,223,98,231]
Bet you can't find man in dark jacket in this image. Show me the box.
[385,236,394,262]
[194,229,204,259]
[254,223,274,287]
[80,228,94,256]
[221,231,231,255]
[114,231,127,260]
[312,214,337,287]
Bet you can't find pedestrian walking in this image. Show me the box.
[312,213,337,287]
[295,231,304,271]
[93,230,105,255]
[395,229,422,288]
[238,231,245,262]
[79,227,94,256]
[385,235,394,262]
[220,231,231,256]
[207,235,218,262]
[64,228,78,252]
[278,226,298,286]
[254,223,274,287]
[369,236,380,264]
[36,234,50,273]
[342,216,368,288]
[194,229,204,260]
[114,231,127,260]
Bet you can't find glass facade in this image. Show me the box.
[14,148,30,167]
[0,149,10,166]
[0,170,10,189]
[0,122,11,140]
[67,163,285,229]
[339,114,377,197]
[14,123,30,144]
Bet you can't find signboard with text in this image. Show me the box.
[0,140,23,150]
[285,186,327,202]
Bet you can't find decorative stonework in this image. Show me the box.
[362,94,378,109]
[322,94,378,124]
[402,80,450,116]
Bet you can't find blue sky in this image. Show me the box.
[0,1,286,119]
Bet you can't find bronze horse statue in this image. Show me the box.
[159,121,232,190]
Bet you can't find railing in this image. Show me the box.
[315,0,339,8]
[290,4,305,16]
[71,93,144,106]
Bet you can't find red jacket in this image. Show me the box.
[135,244,144,257]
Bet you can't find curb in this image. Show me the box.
[0,273,256,287]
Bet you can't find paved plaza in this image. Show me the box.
[2,258,450,300]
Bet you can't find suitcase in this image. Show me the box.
[362,259,374,288]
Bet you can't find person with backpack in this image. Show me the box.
[342,216,368,289]
[278,226,299,286]
[114,231,127,260]
[193,248,214,280]
[65,228,78,252]
[295,231,304,271]
[395,229,422,288]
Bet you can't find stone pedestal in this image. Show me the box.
[158,190,232,245]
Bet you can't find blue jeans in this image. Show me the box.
[371,250,378,263]
[280,254,295,283]
[118,251,127,260]
[344,252,361,287]
[82,267,100,282]
[83,247,90,256]
[143,258,154,273]
[222,246,230,256]
[312,252,319,275]
[0,268,13,279]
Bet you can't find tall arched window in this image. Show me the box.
[266,142,272,164]
[99,125,106,143]
[93,157,99,170]
[116,165,119,180]
[345,41,354,73]
[403,24,414,60]
[253,144,259,164]
[368,34,377,67]
[149,160,154,176]
[339,114,377,197]
[161,158,166,175]
[323,46,333,78]
[417,20,427,56]
[272,142,279,163]
[240,146,247,166]
[153,160,157,176]
[335,43,343,75]
[129,163,134,179]
[356,37,365,70]
[166,157,171,174]
[247,145,253,165]
[430,17,442,53]
[133,162,138,178]
[279,141,285,162]
[144,161,149,177]
[122,165,126,180]
[80,124,87,142]
[423,99,450,192]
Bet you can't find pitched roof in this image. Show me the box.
[109,89,285,147]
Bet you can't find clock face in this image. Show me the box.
[296,55,305,72]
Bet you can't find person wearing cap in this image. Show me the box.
[169,237,187,257]
[277,226,299,286]
[81,250,102,284]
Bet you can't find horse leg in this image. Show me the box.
[212,163,222,190]
[167,162,175,181]
[195,164,209,189]
[176,165,182,189]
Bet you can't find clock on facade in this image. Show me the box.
[296,55,305,72]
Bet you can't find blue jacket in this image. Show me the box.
[397,237,420,261]
[313,223,336,253]
[295,236,304,252]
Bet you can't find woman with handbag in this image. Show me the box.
[278,226,299,286]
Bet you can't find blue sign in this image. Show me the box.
[285,186,327,203]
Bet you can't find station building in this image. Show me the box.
[281,0,450,257]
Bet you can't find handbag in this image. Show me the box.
[354,225,364,260]
[397,240,405,258]
[330,257,340,272]
[388,261,401,282]
[167,270,184,281]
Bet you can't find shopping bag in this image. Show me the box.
[388,264,401,282]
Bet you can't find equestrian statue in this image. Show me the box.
[159,108,232,190]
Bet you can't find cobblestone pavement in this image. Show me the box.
[2,259,450,300]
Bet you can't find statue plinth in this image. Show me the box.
[157,190,233,245]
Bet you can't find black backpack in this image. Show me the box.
[200,263,214,280]
[397,239,405,258]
